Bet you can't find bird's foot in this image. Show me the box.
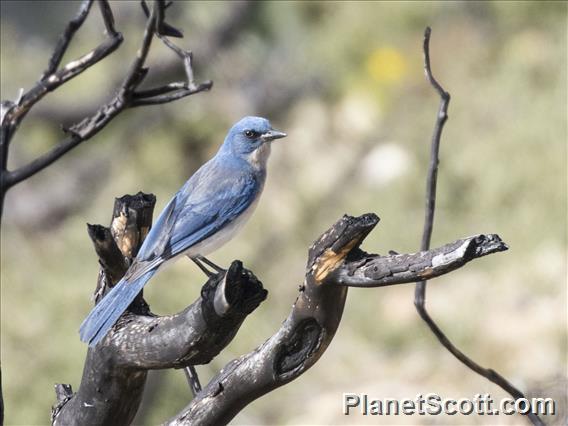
[190,255,226,277]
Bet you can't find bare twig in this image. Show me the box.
[130,23,213,106]
[414,27,543,426]
[417,26,449,257]
[4,1,122,134]
[97,0,119,37]
[130,83,212,107]
[0,0,211,203]
[119,1,157,94]
[41,0,95,79]
[184,366,202,397]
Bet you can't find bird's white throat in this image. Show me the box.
[248,142,272,169]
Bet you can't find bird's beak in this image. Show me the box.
[261,129,287,142]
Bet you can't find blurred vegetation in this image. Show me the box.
[1,1,566,425]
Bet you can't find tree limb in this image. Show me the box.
[414,27,544,426]
[1,0,122,143]
[0,0,211,202]
[330,234,508,287]
[167,214,508,425]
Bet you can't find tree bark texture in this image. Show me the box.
[51,193,267,425]
[167,214,507,425]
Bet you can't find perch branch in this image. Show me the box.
[107,260,266,370]
[168,214,508,425]
[414,27,543,426]
[52,193,267,425]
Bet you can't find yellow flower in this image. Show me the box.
[366,47,407,85]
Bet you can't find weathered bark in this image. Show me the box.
[330,233,507,287]
[51,193,267,425]
[167,214,508,425]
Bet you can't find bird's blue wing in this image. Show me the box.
[135,189,185,262]
[135,163,260,263]
[166,171,260,257]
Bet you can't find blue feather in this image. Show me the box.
[79,269,156,345]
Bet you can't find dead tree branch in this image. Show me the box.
[167,214,508,425]
[54,206,507,425]
[51,193,267,425]
[330,234,507,287]
[414,27,544,426]
[0,0,212,214]
[0,1,122,194]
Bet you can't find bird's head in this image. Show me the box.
[222,116,287,163]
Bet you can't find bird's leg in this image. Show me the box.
[188,255,226,278]
[195,255,226,273]
[190,256,215,277]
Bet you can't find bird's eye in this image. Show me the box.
[244,130,257,139]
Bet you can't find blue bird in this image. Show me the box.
[79,116,286,346]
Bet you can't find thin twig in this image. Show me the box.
[97,0,119,38]
[7,2,122,129]
[417,26,449,256]
[119,1,158,94]
[158,35,197,88]
[41,0,95,80]
[414,27,543,426]
[132,82,187,99]
[129,15,213,106]
[184,366,202,397]
[3,99,120,189]
[130,83,212,107]
[125,1,212,105]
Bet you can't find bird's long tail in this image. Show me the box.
[79,269,157,346]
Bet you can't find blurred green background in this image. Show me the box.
[1,1,566,425]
